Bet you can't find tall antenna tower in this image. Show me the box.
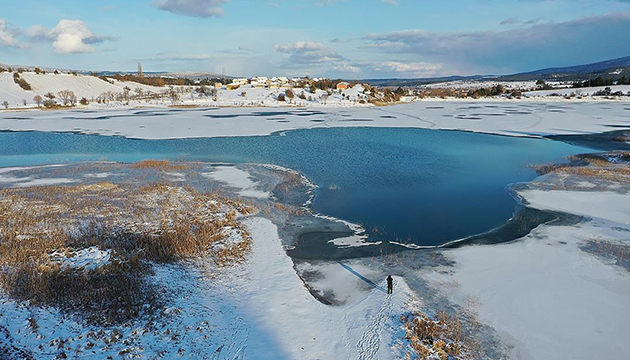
[138,62,143,78]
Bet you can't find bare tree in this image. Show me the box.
[168,86,179,104]
[33,95,43,107]
[2,101,8,109]
[57,90,77,106]
[285,89,295,103]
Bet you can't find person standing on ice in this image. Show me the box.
[387,275,393,294]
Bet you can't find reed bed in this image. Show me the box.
[0,178,253,324]
[534,152,630,183]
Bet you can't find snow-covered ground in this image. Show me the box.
[524,85,630,98]
[0,216,417,359]
[423,79,567,90]
[1,100,629,139]
[424,189,630,359]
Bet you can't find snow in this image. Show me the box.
[203,165,270,199]
[234,217,414,359]
[0,72,163,108]
[0,217,417,359]
[518,189,630,224]
[1,100,629,140]
[423,185,630,360]
[425,222,630,360]
[49,246,112,272]
[524,85,630,97]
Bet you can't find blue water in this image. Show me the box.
[0,128,590,246]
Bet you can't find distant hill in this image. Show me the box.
[362,55,630,86]
[361,75,485,87]
[499,55,630,81]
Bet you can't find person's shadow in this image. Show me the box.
[337,261,387,293]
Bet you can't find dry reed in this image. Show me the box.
[0,177,254,324]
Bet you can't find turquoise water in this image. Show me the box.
[0,128,590,246]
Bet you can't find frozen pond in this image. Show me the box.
[0,127,593,247]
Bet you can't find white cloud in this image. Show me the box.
[363,12,630,74]
[274,41,344,64]
[154,0,229,18]
[379,61,442,75]
[0,19,20,47]
[152,52,213,61]
[26,20,114,54]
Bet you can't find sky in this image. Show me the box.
[0,0,629,79]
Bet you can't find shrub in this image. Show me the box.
[285,89,295,99]
[277,93,285,102]
[43,99,57,108]
[44,92,55,99]
[34,67,41,74]
[2,100,8,109]
[79,97,89,105]
[14,77,32,91]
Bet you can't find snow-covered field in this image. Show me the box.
[1,100,629,139]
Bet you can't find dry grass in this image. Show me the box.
[402,311,480,360]
[129,159,189,171]
[534,152,630,183]
[582,238,630,270]
[0,177,254,324]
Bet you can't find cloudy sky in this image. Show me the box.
[1,0,629,78]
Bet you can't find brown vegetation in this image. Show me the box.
[0,162,254,324]
[129,159,190,171]
[534,152,630,183]
[402,311,480,359]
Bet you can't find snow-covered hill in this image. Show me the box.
[0,72,163,108]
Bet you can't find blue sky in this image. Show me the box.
[1,0,629,78]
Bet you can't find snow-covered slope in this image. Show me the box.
[0,72,164,108]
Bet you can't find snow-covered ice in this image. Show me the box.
[1,100,629,140]
[203,166,270,199]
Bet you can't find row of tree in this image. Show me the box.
[572,76,630,88]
